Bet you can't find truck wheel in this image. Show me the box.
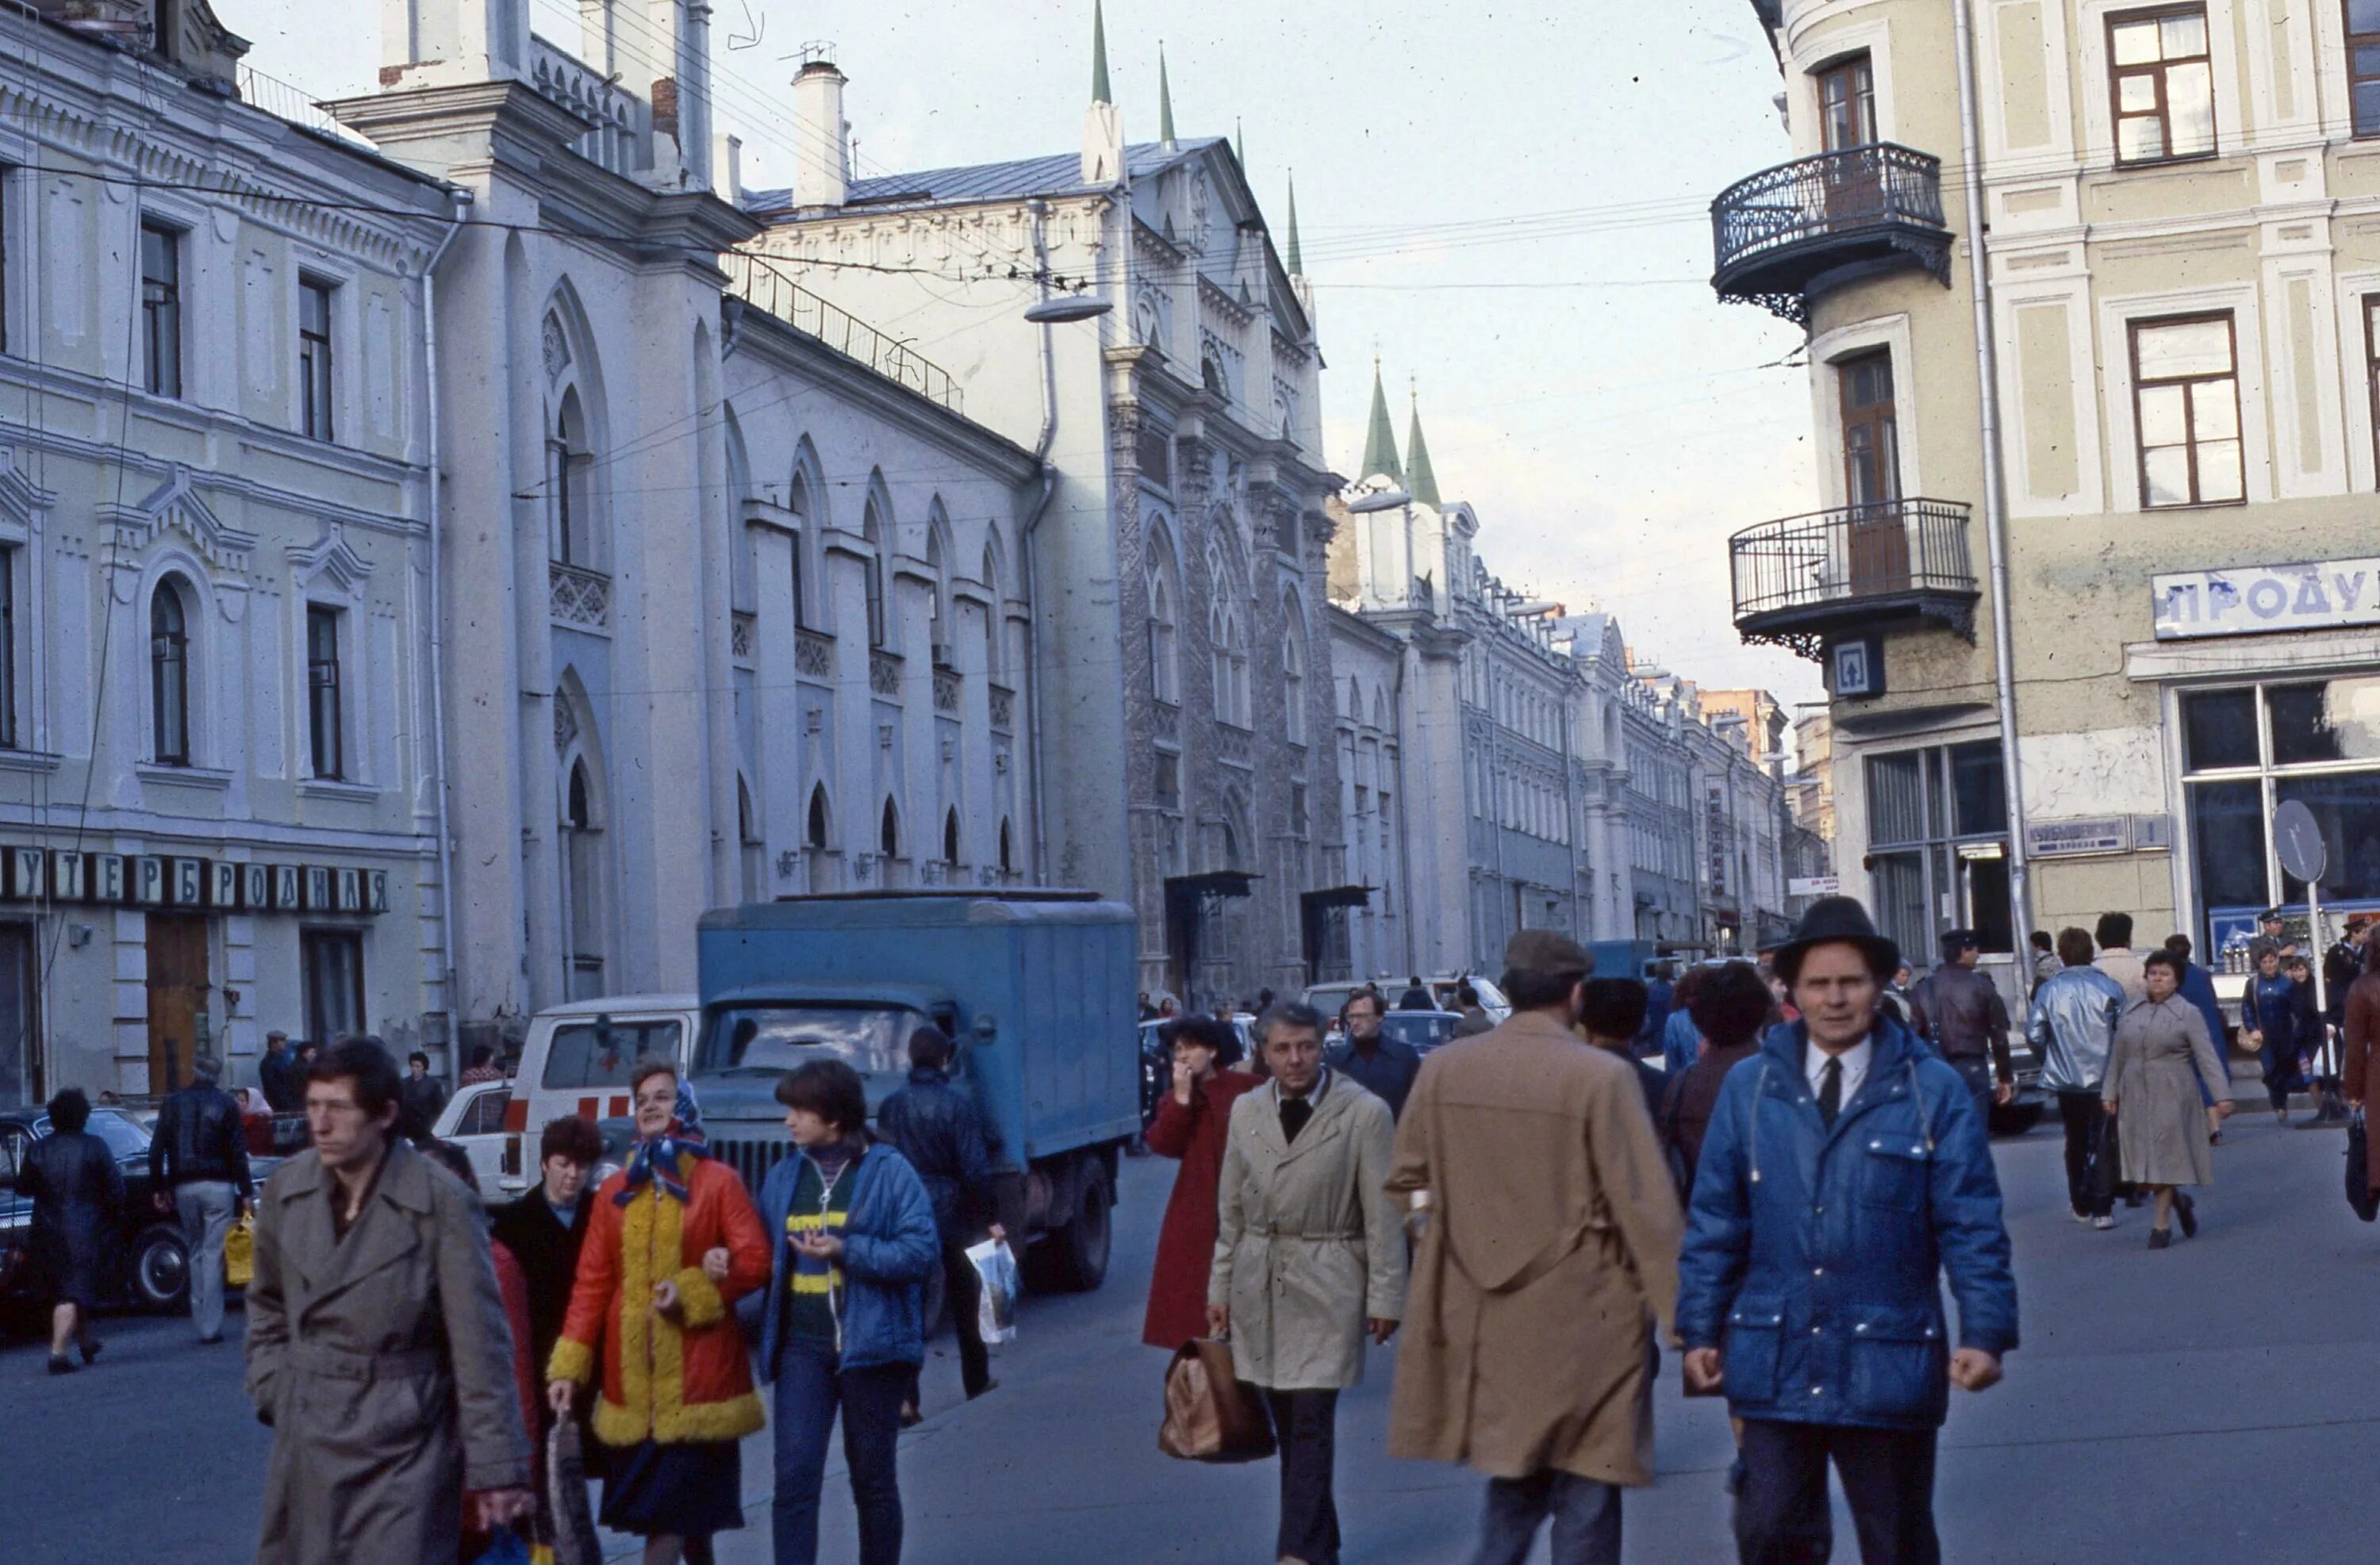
[1048,1169,1111,1292]
[130,1222,190,1313]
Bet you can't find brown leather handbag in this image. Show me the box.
[1157,1338,1276,1463]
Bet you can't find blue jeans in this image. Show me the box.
[1473,1469,1621,1565]
[770,1339,909,1565]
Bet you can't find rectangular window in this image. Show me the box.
[2131,314,2242,507]
[299,277,334,441]
[2350,0,2380,136]
[0,548,16,749]
[1,163,12,359]
[1814,53,1876,152]
[140,219,183,398]
[1864,743,2013,960]
[2109,6,2216,165]
[300,928,365,1045]
[307,604,344,780]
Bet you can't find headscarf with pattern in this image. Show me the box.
[615,1074,711,1206]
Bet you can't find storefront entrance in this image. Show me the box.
[145,914,209,1091]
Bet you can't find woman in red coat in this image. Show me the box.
[1142,1016,1264,1348]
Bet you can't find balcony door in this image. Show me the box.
[1816,54,1881,228]
[1838,352,1911,595]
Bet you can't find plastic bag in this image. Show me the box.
[223,1211,255,1289]
[966,1235,1019,1344]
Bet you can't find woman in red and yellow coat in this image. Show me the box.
[547,1063,772,1565]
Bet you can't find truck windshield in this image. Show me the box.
[699,1005,926,1077]
[542,1019,685,1091]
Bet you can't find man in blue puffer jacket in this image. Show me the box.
[1679,897,2017,1565]
[757,1059,941,1565]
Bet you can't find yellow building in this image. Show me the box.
[1722,0,2380,982]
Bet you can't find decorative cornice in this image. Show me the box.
[286,519,374,592]
[102,466,257,573]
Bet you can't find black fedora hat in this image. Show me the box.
[1775,895,1900,984]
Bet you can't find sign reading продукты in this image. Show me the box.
[2152,557,2380,640]
[0,847,389,914]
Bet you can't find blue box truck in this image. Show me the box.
[687,890,1140,1292]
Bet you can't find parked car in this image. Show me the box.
[1307,975,1511,1027]
[432,1079,524,1198]
[0,1103,271,1326]
[1372,1009,1467,1057]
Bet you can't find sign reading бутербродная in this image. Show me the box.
[2152,558,2380,640]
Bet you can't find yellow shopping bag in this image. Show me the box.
[224,1211,255,1288]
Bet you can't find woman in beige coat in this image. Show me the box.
[2105,949,2232,1250]
[1210,1004,1404,1565]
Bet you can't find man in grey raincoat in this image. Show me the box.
[245,1038,532,1564]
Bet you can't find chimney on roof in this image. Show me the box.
[792,48,850,210]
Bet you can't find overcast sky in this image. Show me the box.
[233,0,1824,707]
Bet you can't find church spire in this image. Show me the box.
[1360,361,1403,485]
[1284,172,1303,275]
[1158,44,1176,148]
[1406,385,1441,508]
[1091,0,1111,105]
[1235,117,1246,167]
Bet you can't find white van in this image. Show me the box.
[501,993,703,1149]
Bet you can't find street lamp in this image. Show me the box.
[1346,488,1410,514]
[1023,294,1112,324]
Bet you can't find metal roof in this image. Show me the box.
[747,138,1226,221]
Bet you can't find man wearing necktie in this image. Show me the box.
[1677,898,2018,1565]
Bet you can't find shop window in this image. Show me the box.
[2179,679,2380,967]
[301,927,365,1045]
[2108,6,2216,165]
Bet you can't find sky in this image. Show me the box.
[231,0,1826,707]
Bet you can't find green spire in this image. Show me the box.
[1284,172,1303,274]
[1406,387,1441,508]
[1091,0,1111,105]
[1359,361,1403,484]
[1158,44,1175,146]
[1235,117,1246,167]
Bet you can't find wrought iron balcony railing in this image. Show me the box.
[1728,499,1979,658]
[1710,143,1951,324]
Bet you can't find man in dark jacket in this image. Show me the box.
[150,1052,254,1344]
[398,1050,447,1140]
[1397,975,1435,1011]
[1637,964,1675,1056]
[256,1030,301,1114]
[1658,961,1773,1196]
[875,1026,1000,1412]
[1328,989,1422,1118]
[1680,896,2017,1564]
[1909,929,2015,1127]
[1581,977,1665,1122]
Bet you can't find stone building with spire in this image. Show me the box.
[735,10,1345,1004]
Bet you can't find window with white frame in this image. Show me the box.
[299,277,335,442]
[2130,313,2242,508]
[306,603,344,780]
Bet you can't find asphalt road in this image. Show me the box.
[10,1107,2379,1563]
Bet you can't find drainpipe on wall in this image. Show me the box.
[423,188,471,1075]
[1019,198,1069,884]
[1952,0,2033,949]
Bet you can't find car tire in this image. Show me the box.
[1044,1168,1111,1294]
[130,1222,190,1314]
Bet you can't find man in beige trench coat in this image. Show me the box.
[1387,930,1683,1565]
[245,1038,533,1564]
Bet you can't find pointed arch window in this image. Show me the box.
[981,545,1004,678]
[1282,605,1307,746]
[942,807,962,869]
[549,390,595,568]
[789,471,812,631]
[807,784,831,850]
[562,759,607,999]
[926,520,951,664]
[998,818,1015,880]
[1211,607,1249,727]
[150,578,191,766]
[738,776,764,903]
[862,497,889,649]
[1148,558,1180,704]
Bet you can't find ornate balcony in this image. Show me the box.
[1710,144,1951,325]
[1729,499,1979,658]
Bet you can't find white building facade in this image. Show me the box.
[0,1,457,1099]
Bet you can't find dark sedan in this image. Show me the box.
[0,1105,236,1326]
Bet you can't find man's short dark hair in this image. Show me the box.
[1174,1015,1242,1066]
[1501,965,1588,1011]
[630,1057,678,1096]
[539,1114,605,1166]
[419,1137,481,1195]
[1690,962,1775,1053]
[2095,911,2133,950]
[1455,983,1479,1006]
[1255,1002,1324,1046]
[1579,979,1647,1041]
[2030,930,2054,953]
[908,1026,954,1072]
[2058,927,2098,969]
[407,1050,430,1070]
[47,1087,90,1134]
[309,1038,403,1118]
[774,1059,869,1134]
[1939,930,1979,961]
[468,1045,495,1068]
[2142,949,2182,979]
[2163,933,2193,960]
[1343,988,1384,1019]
